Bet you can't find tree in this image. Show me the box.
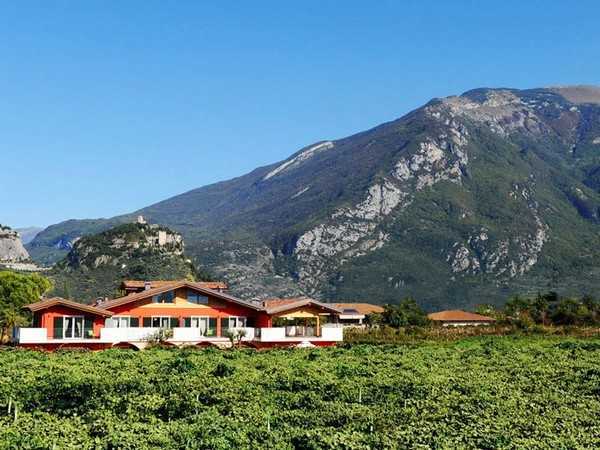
[381,298,429,327]
[0,271,53,342]
[224,328,247,349]
[550,298,589,326]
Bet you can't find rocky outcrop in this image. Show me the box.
[294,109,470,295]
[0,225,31,263]
[69,223,184,269]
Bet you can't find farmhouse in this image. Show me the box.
[428,310,496,327]
[15,280,348,349]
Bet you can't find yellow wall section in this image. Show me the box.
[137,288,220,309]
[138,298,211,309]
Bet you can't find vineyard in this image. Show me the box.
[0,337,599,449]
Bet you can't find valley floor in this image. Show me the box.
[0,337,599,449]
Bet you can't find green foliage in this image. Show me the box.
[0,338,599,448]
[503,292,600,327]
[0,272,52,341]
[380,298,429,327]
[48,223,214,302]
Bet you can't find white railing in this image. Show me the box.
[15,328,47,343]
[259,327,286,341]
[257,326,344,342]
[321,326,344,341]
[100,327,157,343]
[16,325,343,345]
[172,327,203,341]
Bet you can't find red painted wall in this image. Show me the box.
[107,288,262,337]
[36,306,105,339]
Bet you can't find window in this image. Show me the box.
[184,316,210,335]
[222,316,246,330]
[113,316,130,328]
[187,290,208,305]
[146,316,178,328]
[63,316,84,339]
[152,290,175,304]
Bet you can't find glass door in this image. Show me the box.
[114,317,130,328]
[228,317,246,329]
[64,316,84,339]
[191,317,208,335]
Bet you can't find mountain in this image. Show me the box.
[49,222,202,301]
[15,227,44,245]
[28,85,600,310]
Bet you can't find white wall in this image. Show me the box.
[16,328,47,343]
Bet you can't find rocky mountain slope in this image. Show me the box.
[29,86,600,309]
[0,225,30,263]
[49,222,204,301]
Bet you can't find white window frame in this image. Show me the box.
[63,315,84,339]
[113,316,131,328]
[151,316,173,328]
[227,316,247,329]
[189,316,210,335]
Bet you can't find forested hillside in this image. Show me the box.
[28,86,600,309]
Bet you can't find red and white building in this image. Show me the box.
[15,280,347,350]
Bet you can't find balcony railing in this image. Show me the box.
[14,325,343,345]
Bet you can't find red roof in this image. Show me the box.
[262,298,309,309]
[121,280,228,290]
[101,280,262,311]
[427,310,495,322]
[262,297,342,315]
[24,297,113,317]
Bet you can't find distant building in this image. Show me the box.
[428,310,496,327]
[262,299,383,327]
[333,303,384,326]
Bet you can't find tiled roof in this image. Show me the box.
[121,280,228,290]
[333,303,384,315]
[427,310,496,322]
[101,281,262,311]
[24,297,113,317]
[263,297,343,315]
[262,298,309,309]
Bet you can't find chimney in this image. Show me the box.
[144,281,152,291]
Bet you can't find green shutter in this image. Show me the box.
[184,317,191,327]
[170,317,179,328]
[53,317,63,339]
[84,317,94,338]
[130,317,139,327]
[143,317,151,327]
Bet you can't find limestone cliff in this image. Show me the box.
[0,225,31,263]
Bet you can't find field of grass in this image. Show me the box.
[0,337,599,449]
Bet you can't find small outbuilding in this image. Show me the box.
[427,310,496,327]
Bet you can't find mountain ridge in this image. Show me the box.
[28,85,600,309]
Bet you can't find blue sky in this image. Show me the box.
[2,0,599,228]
